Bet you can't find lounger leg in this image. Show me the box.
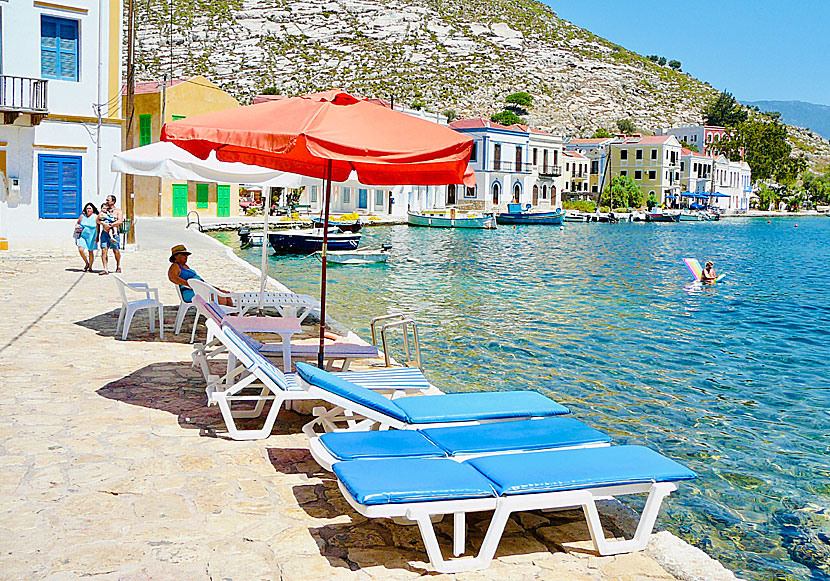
[190,312,201,344]
[158,304,164,339]
[453,513,465,557]
[115,307,126,336]
[409,507,510,574]
[583,482,676,555]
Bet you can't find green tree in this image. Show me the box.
[646,192,659,210]
[591,128,613,138]
[713,119,806,183]
[668,60,682,71]
[262,86,278,95]
[647,55,659,62]
[616,118,636,135]
[491,110,523,126]
[505,91,533,108]
[602,175,642,209]
[658,56,667,66]
[802,168,830,204]
[680,140,699,152]
[703,91,748,127]
[443,109,458,123]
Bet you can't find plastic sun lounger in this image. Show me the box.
[294,362,570,436]
[332,445,696,573]
[190,296,380,383]
[201,320,431,440]
[308,416,612,471]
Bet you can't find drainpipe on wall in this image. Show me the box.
[96,0,104,199]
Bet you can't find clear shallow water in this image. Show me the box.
[211,217,830,581]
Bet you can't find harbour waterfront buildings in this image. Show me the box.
[567,135,683,206]
[124,76,241,217]
[657,125,730,157]
[0,0,122,249]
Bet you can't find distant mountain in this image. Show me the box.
[743,100,830,140]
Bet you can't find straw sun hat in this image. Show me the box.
[169,244,192,263]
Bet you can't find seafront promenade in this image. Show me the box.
[0,220,735,580]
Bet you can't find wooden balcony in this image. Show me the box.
[538,165,562,177]
[1,75,48,125]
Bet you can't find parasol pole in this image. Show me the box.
[318,159,333,368]
[258,185,270,313]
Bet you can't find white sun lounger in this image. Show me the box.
[331,445,696,573]
[294,362,570,437]
[308,416,612,471]
[202,319,431,440]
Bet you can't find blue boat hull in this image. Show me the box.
[496,210,564,225]
[269,229,361,253]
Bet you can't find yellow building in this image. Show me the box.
[607,135,682,204]
[123,76,241,217]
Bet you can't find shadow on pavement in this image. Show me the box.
[75,308,203,344]
[96,361,310,439]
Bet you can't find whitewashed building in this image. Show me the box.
[525,127,564,208]
[0,0,122,249]
[679,148,713,194]
[710,155,752,212]
[448,119,535,211]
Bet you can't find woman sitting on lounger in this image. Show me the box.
[167,244,233,306]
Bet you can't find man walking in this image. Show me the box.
[98,194,123,274]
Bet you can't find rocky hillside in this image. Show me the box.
[133,0,829,164]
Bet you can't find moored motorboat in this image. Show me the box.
[562,212,589,223]
[238,226,264,248]
[315,244,391,265]
[646,212,680,223]
[269,228,361,253]
[407,210,497,229]
[496,204,565,225]
[311,216,363,232]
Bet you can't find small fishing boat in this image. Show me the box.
[311,216,363,232]
[315,244,391,265]
[562,212,589,223]
[238,226,264,248]
[646,212,680,223]
[496,204,565,225]
[678,212,706,222]
[269,228,361,253]
[407,210,497,229]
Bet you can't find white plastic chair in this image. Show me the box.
[113,275,164,340]
[188,279,241,343]
[173,284,199,337]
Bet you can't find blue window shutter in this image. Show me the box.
[41,16,78,81]
[39,155,82,219]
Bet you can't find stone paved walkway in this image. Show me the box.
[0,220,736,580]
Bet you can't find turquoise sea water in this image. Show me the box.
[211,217,830,581]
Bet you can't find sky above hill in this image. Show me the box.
[551,0,830,106]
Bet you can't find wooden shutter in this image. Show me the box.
[139,115,152,146]
[41,16,78,81]
[39,155,81,219]
[196,183,209,209]
[216,185,230,217]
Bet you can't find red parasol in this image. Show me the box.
[161,89,474,367]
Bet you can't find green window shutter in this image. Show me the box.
[139,114,152,146]
[216,185,230,217]
[196,183,209,209]
[171,183,188,217]
[172,115,185,121]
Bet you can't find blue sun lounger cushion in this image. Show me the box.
[318,417,610,462]
[334,458,497,505]
[466,445,697,496]
[295,362,569,424]
[223,325,293,391]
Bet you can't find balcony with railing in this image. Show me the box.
[490,159,531,173]
[538,165,562,177]
[1,75,49,125]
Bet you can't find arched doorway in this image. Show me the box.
[447,184,456,205]
[551,185,557,206]
[513,183,521,204]
[532,185,539,206]
[542,185,547,200]
[492,182,500,205]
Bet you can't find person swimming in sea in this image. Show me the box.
[701,260,717,283]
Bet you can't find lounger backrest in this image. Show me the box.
[221,324,290,391]
[295,362,408,423]
[192,295,223,325]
